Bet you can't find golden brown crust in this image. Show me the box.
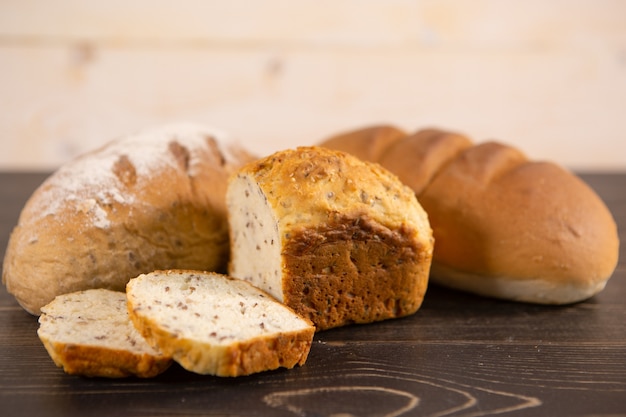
[283,215,430,329]
[421,143,619,291]
[378,129,473,195]
[320,125,407,162]
[243,146,430,233]
[39,339,172,378]
[319,125,620,304]
[220,332,314,376]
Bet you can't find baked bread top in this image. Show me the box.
[245,146,432,236]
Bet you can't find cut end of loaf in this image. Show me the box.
[126,270,315,377]
[227,146,434,330]
[227,174,284,301]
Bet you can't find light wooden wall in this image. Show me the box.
[1,0,625,171]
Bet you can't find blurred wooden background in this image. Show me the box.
[1,0,625,171]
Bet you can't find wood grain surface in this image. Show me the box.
[0,172,625,417]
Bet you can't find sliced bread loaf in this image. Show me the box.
[227,146,434,330]
[37,289,172,378]
[126,270,315,377]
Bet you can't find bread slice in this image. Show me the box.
[227,146,434,331]
[37,289,172,378]
[126,270,315,377]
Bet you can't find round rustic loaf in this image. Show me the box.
[2,123,254,315]
[320,125,620,304]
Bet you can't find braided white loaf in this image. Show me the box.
[321,125,619,304]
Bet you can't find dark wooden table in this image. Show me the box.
[1,172,624,417]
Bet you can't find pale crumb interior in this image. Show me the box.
[128,272,311,345]
[38,289,161,354]
[227,174,283,301]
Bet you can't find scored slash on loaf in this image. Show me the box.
[2,123,255,315]
[126,270,315,377]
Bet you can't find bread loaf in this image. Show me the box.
[226,146,434,331]
[2,123,254,315]
[126,270,315,377]
[320,126,620,304]
[37,289,172,378]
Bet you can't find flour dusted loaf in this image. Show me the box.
[321,125,620,304]
[227,146,434,331]
[2,123,254,315]
[126,270,315,377]
[37,289,172,378]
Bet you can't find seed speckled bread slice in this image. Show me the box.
[126,270,315,377]
[37,289,172,378]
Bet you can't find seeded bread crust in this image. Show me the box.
[126,270,315,377]
[3,123,255,315]
[283,216,430,329]
[227,146,434,330]
[37,289,172,378]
